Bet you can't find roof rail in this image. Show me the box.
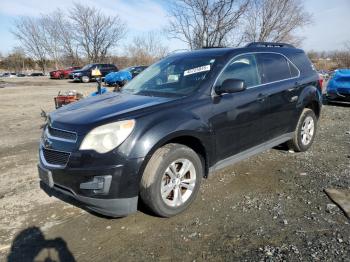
[166,49,190,56]
[200,46,225,49]
[246,42,295,48]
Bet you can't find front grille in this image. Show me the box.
[48,126,77,141]
[42,148,70,166]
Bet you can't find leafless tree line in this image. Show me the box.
[308,42,350,70]
[11,3,170,73]
[9,0,313,73]
[167,0,312,49]
[12,3,127,73]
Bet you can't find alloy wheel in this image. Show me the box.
[160,158,196,207]
[301,116,315,145]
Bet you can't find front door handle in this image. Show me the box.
[257,93,267,103]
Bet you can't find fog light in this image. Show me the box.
[80,175,112,194]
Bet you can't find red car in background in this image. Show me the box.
[50,66,81,79]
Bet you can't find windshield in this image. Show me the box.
[81,64,94,70]
[122,55,217,97]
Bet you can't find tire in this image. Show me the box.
[287,108,317,152]
[81,76,90,83]
[140,143,203,217]
[59,74,64,79]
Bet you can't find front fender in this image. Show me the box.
[123,111,213,160]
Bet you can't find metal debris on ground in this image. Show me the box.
[325,188,350,218]
[54,90,83,109]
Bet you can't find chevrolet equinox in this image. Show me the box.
[38,42,322,217]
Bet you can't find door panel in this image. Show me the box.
[210,53,269,161]
[210,87,268,161]
[256,53,301,140]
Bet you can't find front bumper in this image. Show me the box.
[38,145,144,217]
[40,180,137,217]
[326,90,350,103]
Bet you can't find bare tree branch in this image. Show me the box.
[167,0,250,49]
[12,17,48,73]
[242,0,312,46]
[69,3,127,62]
[127,31,169,65]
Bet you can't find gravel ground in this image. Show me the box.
[0,78,349,261]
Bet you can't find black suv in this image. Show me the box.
[70,63,118,83]
[38,42,322,217]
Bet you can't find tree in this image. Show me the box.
[69,3,127,63]
[167,0,250,49]
[242,0,311,46]
[127,32,169,65]
[47,10,81,66]
[2,47,26,72]
[12,17,48,73]
[41,12,64,70]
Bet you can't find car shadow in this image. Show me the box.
[7,226,75,262]
[273,143,290,152]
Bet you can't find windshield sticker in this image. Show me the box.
[184,65,211,76]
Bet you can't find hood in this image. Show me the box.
[49,92,175,133]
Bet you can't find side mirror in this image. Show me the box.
[215,78,246,95]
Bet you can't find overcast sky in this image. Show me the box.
[0,0,349,55]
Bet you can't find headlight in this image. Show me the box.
[80,120,135,153]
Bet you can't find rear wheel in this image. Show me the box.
[140,143,203,217]
[288,108,317,152]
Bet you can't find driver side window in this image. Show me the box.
[217,54,261,88]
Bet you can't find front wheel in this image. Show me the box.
[81,76,90,83]
[140,143,203,217]
[288,108,317,152]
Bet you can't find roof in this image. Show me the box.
[167,42,302,59]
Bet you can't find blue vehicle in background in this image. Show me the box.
[104,66,148,90]
[326,69,350,104]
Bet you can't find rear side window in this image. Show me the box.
[217,54,261,88]
[288,60,299,77]
[257,53,298,84]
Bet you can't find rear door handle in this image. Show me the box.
[288,83,300,92]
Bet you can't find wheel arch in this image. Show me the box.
[305,100,321,119]
[297,85,322,119]
[137,133,211,182]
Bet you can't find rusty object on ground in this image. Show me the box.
[54,90,83,109]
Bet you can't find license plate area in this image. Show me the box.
[38,166,54,188]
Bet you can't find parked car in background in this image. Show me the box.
[104,65,148,86]
[30,72,44,77]
[70,63,118,83]
[2,73,17,78]
[325,69,350,104]
[16,73,26,77]
[50,66,81,79]
[39,42,322,218]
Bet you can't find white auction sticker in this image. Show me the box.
[184,65,211,76]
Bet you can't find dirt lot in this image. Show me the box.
[0,77,349,261]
